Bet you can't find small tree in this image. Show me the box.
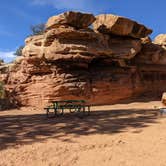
[0,59,4,64]
[0,82,5,99]
[14,24,45,57]
[30,23,45,35]
[14,46,24,56]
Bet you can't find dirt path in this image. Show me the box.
[0,101,166,166]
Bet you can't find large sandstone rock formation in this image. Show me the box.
[1,11,166,108]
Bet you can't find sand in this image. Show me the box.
[0,100,166,166]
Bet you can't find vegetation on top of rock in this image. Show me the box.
[14,23,45,57]
[14,46,24,56]
[0,59,4,64]
[0,82,5,99]
[30,23,45,36]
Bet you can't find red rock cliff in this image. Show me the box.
[1,11,166,107]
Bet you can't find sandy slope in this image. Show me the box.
[0,100,166,166]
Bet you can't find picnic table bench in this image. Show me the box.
[44,100,90,118]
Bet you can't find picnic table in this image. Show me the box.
[44,100,90,118]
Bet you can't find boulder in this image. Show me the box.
[46,11,96,30]
[93,14,152,38]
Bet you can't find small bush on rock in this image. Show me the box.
[0,81,5,99]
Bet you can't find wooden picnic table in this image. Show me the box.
[44,100,90,118]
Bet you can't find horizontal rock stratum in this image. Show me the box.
[0,11,166,108]
[46,11,96,29]
[93,14,152,38]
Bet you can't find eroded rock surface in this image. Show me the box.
[133,43,166,65]
[162,92,166,106]
[46,11,96,30]
[1,11,166,108]
[154,34,166,50]
[93,14,152,38]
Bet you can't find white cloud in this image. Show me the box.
[0,51,16,63]
[31,0,112,13]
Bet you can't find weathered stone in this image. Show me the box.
[107,36,141,59]
[14,56,24,64]
[93,14,152,38]
[46,11,96,30]
[0,65,9,74]
[141,36,152,44]
[22,35,44,59]
[133,43,166,65]
[43,26,141,62]
[25,35,44,45]
[162,92,166,105]
[44,26,96,43]
[154,34,166,50]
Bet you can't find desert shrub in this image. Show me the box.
[30,23,45,35]
[14,45,24,56]
[0,59,4,64]
[14,23,45,58]
[0,81,5,99]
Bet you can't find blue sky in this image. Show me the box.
[0,0,165,62]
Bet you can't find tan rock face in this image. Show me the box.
[23,25,141,65]
[44,27,141,61]
[93,14,152,38]
[154,34,166,49]
[141,36,152,44]
[1,11,166,108]
[133,43,166,65]
[162,92,166,105]
[46,11,96,30]
[22,35,44,59]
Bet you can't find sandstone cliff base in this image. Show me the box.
[0,100,166,166]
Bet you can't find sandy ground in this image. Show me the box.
[0,99,166,166]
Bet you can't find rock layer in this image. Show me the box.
[133,43,166,65]
[1,11,166,108]
[93,14,152,38]
[46,11,96,30]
